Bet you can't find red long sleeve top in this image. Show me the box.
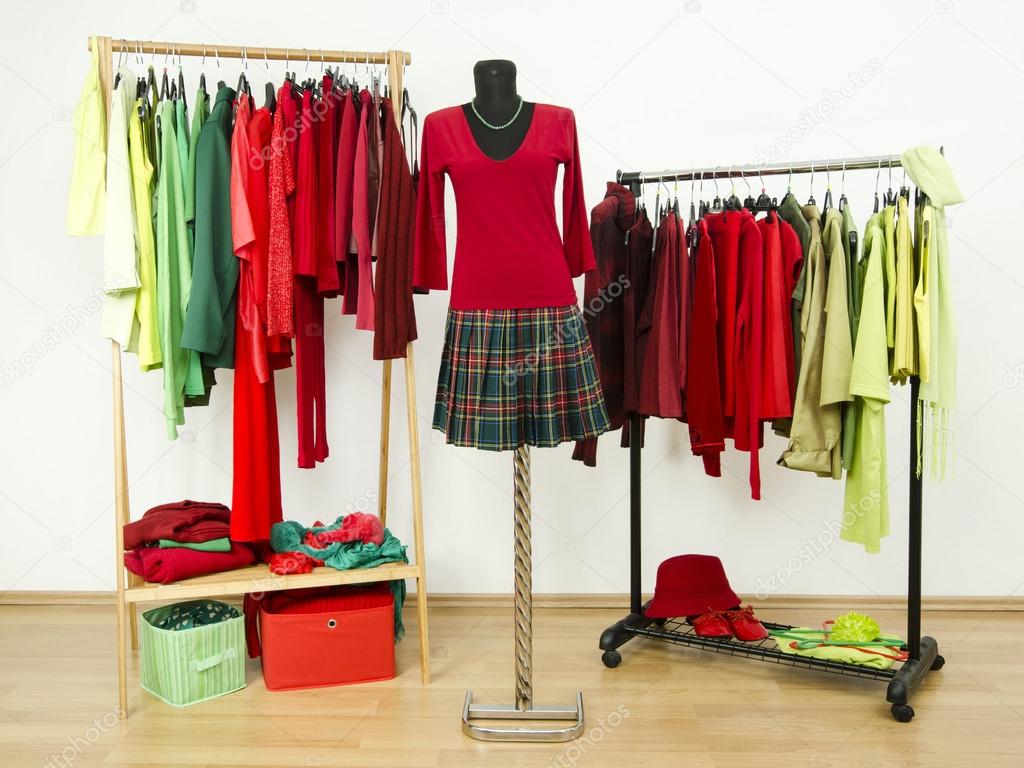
[413,104,595,309]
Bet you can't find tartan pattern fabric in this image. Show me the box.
[433,305,610,451]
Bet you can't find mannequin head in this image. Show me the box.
[473,60,518,106]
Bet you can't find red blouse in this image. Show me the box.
[413,103,594,309]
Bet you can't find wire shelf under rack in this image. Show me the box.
[630,618,900,682]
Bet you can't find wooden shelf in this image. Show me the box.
[125,562,420,603]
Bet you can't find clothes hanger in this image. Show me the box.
[699,170,709,218]
[724,166,742,210]
[711,168,723,212]
[899,165,910,201]
[874,159,882,213]
[806,161,816,206]
[742,172,756,210]
[838,159,848,212]
[822,161,833,212]
[113,43,126,88]
[159,48,170,101]
[885,158,895,206]
[751,167,775,214]
[235,46,251,102]
[199,45,208,96]
[176,45,187,109]
[215,45,226,91]
[263,48,276,112]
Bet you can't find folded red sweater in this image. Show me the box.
[123,500,231,550]
[124,542,255,584]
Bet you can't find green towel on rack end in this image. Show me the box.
[269,516,409,639]
[769,627,903,669]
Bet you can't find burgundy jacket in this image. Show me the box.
[373,97,419,360]
[572,183,638,466]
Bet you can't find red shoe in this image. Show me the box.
[690,610,733,638]
[727,605,768,641]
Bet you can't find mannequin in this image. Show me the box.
[461,59,535,161]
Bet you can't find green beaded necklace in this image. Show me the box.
[470,96,524,130]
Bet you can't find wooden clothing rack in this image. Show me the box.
[87,35,430,719]
[599,154,944,723]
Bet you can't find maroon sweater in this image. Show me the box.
[122,500,231,550]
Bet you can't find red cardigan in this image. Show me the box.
[413,104,594,309]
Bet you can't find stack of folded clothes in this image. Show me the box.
[124,501,256,583]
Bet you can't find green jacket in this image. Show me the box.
[182,86,237,370]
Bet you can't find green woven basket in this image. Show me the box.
[140,601,246,707]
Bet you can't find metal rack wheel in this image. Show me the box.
[891,703,914,722]
[931,654,945,671]
[601,650,622,668]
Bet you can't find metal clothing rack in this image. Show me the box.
[598,154,944,723]
[87,35,430,719]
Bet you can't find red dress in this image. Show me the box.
[636,212,687,418]
[230,97,283,542]
[337,90,361,316]
[758,212,794,420]
[687,219,725,476]
[731,209,765,500]
[316,74,341,296]
[413,104,594,309]
[353,88,376,330]
[266,83,296,339]
[293,89,329,468]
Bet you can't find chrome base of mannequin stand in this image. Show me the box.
[461,690,585,742]
[461,445,586,743]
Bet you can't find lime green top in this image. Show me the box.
[842,213,891,553]
[67,37,106,236]
[155,101,194,439]
[128,100,161,371]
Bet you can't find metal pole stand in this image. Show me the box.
[462,445,585,742]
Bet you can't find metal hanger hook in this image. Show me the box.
[305,48,311,73]
[214,45,221,70]
[712,167,720,197]
[826,160,832,191]
[809,162,815,196]
[264,47,271,73]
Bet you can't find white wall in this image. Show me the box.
[2,0,1022,599]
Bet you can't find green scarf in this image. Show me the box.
[270,516,408,638]
[901,146,963,479]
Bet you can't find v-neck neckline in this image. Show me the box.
[459,103,537,163]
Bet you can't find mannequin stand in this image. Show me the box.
[462,445,585,742]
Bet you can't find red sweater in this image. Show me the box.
[413,104,594,309]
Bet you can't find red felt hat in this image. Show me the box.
[645,554,741,619]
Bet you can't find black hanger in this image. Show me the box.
[160,67,170,100]
[264,81,277,112]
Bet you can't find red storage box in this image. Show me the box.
[244,583,396,691]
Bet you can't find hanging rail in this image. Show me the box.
[601,151,944,724]
[618,154,901,184]
[89,38,411,65]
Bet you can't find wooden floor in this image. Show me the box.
[2,604,1022,767]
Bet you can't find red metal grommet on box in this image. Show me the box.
[244,583,396,690]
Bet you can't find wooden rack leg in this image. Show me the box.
[378,360,392,526]
[403,344,431,684]
[111,338,130,719]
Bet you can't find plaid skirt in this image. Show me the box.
[433,305,610,451]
